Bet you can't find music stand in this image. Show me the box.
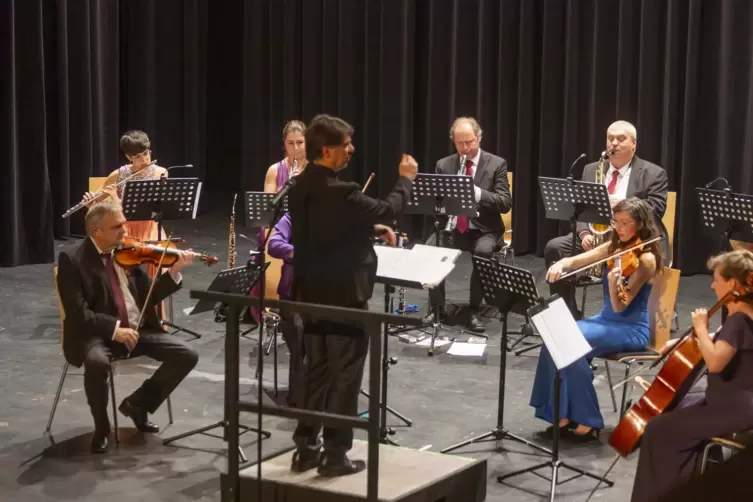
[696,187,753,245]
[497,295,613,499]
[121,177,204,339]
[405,173,478,348]
[244,191,288,228]
[441,257,551,457]
[163,262,271,459]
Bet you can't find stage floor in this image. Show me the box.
[0,210,718,502]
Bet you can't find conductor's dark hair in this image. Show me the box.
[120,130,151,156]
[304,114,354,161]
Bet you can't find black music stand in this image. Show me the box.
[441,257,551,457]
[163,263,271,460]
[121,177,204,339]
[497,295,613,499]
[244,191,288,228]
[405,173,478,348]
[696,187,753,245]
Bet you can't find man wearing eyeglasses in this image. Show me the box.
[544,120,669,319]
[424,117,512,333]
[287,114,417,476]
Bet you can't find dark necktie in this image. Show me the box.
[456,159,474,233]
[103,254,130,328]
[608,170,620,195]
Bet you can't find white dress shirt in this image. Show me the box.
[446,150,483,231]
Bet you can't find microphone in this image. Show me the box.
[704,177,730,189]
[269,176,296,209]
[567,153,587,178]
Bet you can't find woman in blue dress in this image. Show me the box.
[531,197,663,441]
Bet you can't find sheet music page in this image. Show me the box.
[374,245,458,288]
[530,298,592,370]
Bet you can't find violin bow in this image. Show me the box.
[556,235,664,281]
[127,233,174,357]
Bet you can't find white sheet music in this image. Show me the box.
[374,244,460,288]
[530,298,592,370]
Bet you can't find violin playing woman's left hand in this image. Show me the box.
[691,308,709,336]
[610,265,622,286]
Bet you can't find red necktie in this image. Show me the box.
[456,159,474,233]
[104,255,130,328]
[607,170,620,195]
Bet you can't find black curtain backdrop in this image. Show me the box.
[3,0,753,273]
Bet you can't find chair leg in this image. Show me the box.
[673,308,680,331]
[510,249,515,266]
[580,285,589,317]
[619,363,631,417]
[46,362,70,432]
[700,441,715,474]
[167,396,174,424]
[110,363,119,445]
[604,361,618,413]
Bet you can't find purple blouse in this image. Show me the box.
[267,213,294,300]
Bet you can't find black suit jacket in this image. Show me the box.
[289,163,412,307]
[577,155,669,236]
[57,238,181,367]
[435,150,512,234]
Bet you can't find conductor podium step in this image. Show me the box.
[225,440,487,501]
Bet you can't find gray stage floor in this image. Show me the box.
[0,211,718,502]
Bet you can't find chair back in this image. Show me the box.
[648,266,680,350]
[89,177,107,193]
[54,267,65,347]
[264,229,283,300]
[500,172,513,245]
[661,191,677,267]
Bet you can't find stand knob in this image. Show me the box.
[388,357,398,365]
[387,427,396,436]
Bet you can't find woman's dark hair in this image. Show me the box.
[608,197,664,272]
[120,130,151,156]
[304,114,354,161]
[282,120,306,140]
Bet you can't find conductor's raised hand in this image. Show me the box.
[374,224,397,246]
[399,154,418,181]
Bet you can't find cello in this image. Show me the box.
[609,282,753,457]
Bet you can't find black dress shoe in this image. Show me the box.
[422,308,444,325]
[91,433,109,454]
[118,399,160,433]
[290,450,320,473]
[468,313,486,333]
[317,454,366,477]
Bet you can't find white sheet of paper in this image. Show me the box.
[530,298,592,370]
[374,244,459,288]
[447,342,486,357]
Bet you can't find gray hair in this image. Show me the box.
[450,117,483,142]
[85,200,123,236]
[607,120,638,141]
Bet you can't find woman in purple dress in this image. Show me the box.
[631,248,753,502]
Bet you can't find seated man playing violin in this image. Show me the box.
[57,200,199,454]
[532,197,663,441]
[630,249,753,502]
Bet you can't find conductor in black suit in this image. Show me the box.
[544,120,669,318]
[424,117,512,333]
[288,114,417,476]
[57,200,199,453]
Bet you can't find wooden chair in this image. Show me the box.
[700,429,753,474]
[89,177,107,193]
[499,172,514,263]
[579,191,678,319]
[46,267,173,443]
[597,266,681,416]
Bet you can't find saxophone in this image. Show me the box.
[586,150,614,276]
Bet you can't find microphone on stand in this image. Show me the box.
[704,177,730,189]
[268,176,296,209]
[567,153,587,180]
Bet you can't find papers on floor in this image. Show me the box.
[374,244,461,289]
[529,297,592,369]
[447,341,487,357]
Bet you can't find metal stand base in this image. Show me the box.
[162,421,271,463]
[498,459,613,502]
[161,319,203,340]
[441,426,551,455]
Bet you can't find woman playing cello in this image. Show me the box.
[533,197,663,441]
[631,248,753,502]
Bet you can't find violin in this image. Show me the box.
[609,283,753,457]
[606,236,653,303]
[557,235,663,282]
[114,236,218,268]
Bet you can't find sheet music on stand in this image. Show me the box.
[405,173,477,217]
[121,178,202,222]
[245,191,289,228]
[374,244,460,290]
[527,297,592,370]
[696,187,753,243]
[538,177,612,225]
[185,265,261,316]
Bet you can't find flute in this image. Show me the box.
[61,160,157,218]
